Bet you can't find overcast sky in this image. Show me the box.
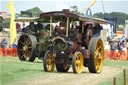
[1,0,128,15]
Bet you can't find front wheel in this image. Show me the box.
[43,50,55,72]
[72,52,84,74]
[88,37,104,73]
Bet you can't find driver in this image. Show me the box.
[28,22,36,31]
[36,21,43,30]
[93,23,103,37]
[56,20,66,35]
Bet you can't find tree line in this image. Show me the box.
[93,12,128,25]
[16,7,128,25]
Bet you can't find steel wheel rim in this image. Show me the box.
[19,36,32,60]
[46,52,55,72]
[75,53,83,74]
[95,39,104,72]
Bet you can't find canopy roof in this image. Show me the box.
[15,17,38,22]
[39,10,108,24]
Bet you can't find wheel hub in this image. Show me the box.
[97,53,101,59]
[23,46,28,51]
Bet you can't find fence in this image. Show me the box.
[104,50,128,61]
[113,69,127,85]
[0,48,128,60]
[0,48,17,57]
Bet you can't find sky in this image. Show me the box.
[0,0,128,15]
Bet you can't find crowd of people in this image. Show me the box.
[108,35,128,59]
[0,38,17,56]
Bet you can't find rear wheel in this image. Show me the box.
[56,64,70,72]
[72,52,84,74]
[88,37,104,73]
[17,34,37,62]
[43,50,55,72]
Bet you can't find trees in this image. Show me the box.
[26,7,42,14]
[93,12,128,25]
[21,7,43,17]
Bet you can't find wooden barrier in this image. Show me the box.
[113,77,116,85]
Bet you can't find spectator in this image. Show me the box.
[110,39,117,59]
[121,40,126,56]
[12,38,17,57]
[12,38,17,48]
[117,39,122,58]
[16,23,21,33]
[1,38,8,56]
[121,35,126,41]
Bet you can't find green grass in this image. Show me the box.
[104,60,128,68]
[0,57,128,85]
[0,57,46,85]
[98,60,128,85]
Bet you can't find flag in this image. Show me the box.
[8,0,17,45]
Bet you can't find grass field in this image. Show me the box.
[0,57,46,85]
[98,60,128,85]
[0,56,128,85]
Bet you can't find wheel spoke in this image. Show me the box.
[20,41,25,45]
[26,41,31,46]
[24,36,27,42]
[28,50,32,54]
[28,46,32,49]
[74,52,83,74]
[25,38,30,45]
[45,52,55,72]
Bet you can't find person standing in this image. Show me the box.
[110,39,117,59]
[1,38,8,56]
[12,38,17,57]
[117,39,122,58]
[121,40,126,57]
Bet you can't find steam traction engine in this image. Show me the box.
[41,10,107,74]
